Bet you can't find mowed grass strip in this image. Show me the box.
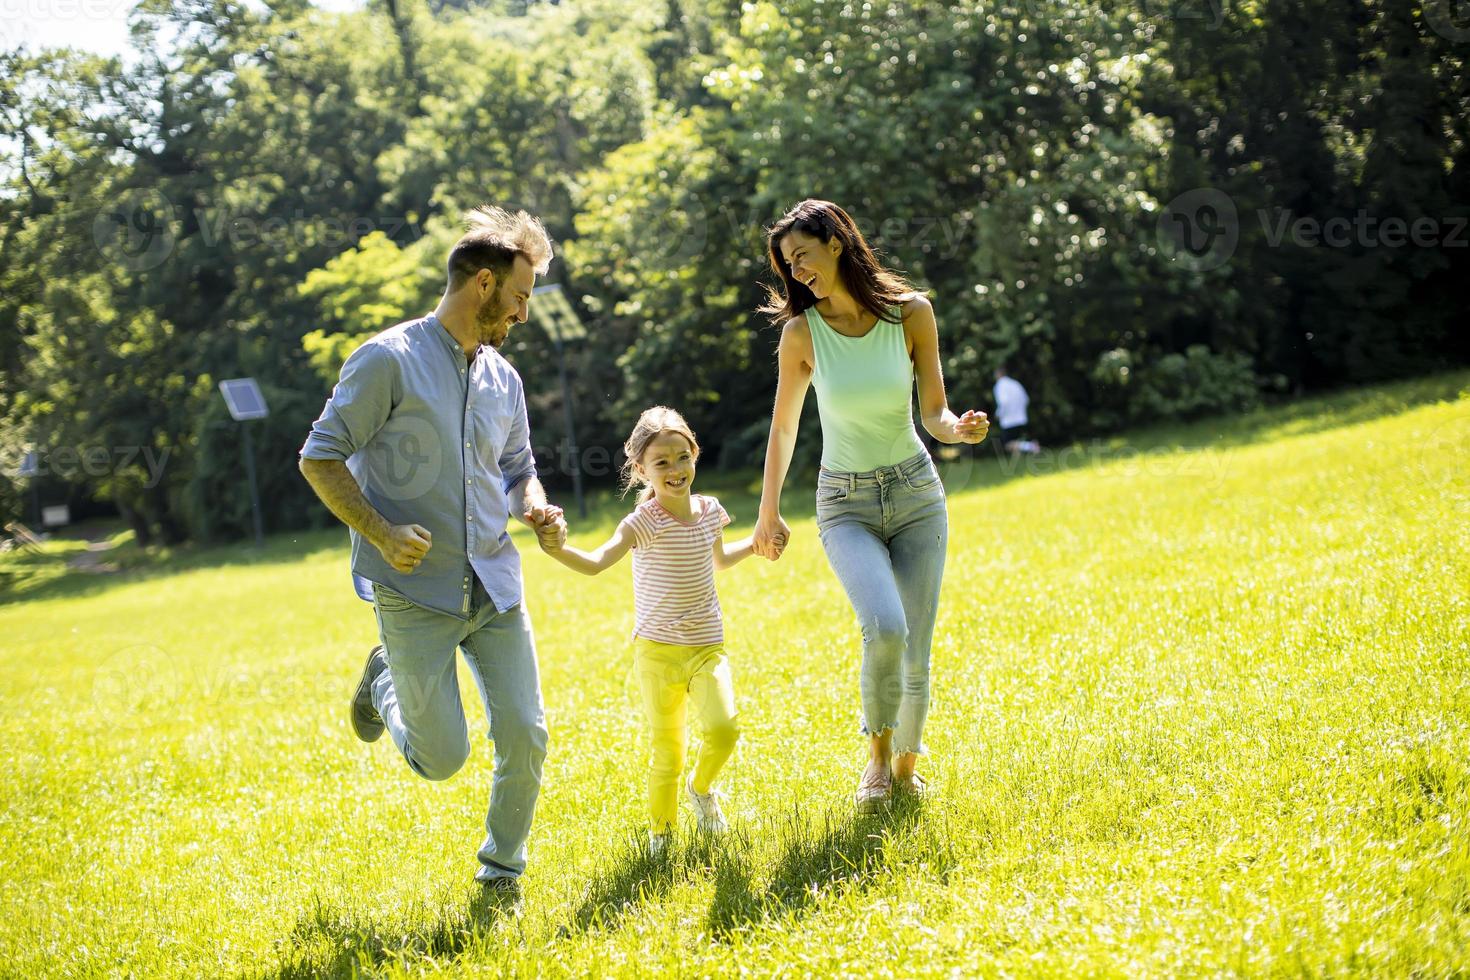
[0,375,1466,977]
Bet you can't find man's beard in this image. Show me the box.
[475,294,514,349]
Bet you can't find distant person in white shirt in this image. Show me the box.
[993,366,1039,456]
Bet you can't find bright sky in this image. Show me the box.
[1,0,363,58]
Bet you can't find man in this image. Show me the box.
[992,365,1038,456]
[298,205,566,895]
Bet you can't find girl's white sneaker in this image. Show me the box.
[648,831,671,857]
[686,775,729,833]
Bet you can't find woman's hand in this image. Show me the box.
[753,511,791,561]
[952,409,990,444]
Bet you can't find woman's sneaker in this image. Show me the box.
[686,775,729,834]
[855,765,892,814]
[893,771,928,797]
[648,832,671,857]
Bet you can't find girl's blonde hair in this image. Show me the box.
[621,406,701,503]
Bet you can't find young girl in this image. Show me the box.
[538,406,768,853]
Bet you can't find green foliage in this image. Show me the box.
[300,231,441,384]
[1093,344,1261,425]
[1,0,1465,541]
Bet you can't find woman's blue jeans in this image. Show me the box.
[815,450,948,756]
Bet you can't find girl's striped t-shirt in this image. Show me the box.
[619,494,731,645]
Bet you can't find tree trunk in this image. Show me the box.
[383,0,423,112]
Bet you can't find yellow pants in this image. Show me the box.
[633,638,740,834]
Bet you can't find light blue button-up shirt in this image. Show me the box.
[300,313,537,619]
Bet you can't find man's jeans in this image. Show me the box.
[815,450,948,757]
[370,577,548,882]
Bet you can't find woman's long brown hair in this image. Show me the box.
[761,199,917,326]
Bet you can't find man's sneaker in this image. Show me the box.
[648,831,671,857]
[855,765,892,814]
[686,774,728,834]
[477,874,523,914]
[350,645,388,742]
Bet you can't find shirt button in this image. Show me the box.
[464,441,471,449]
[466,478,472,485]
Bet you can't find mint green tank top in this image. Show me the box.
[806,304,927,473]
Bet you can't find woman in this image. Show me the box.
[752,200,989,811]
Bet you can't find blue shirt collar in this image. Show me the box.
[424,311,481,363]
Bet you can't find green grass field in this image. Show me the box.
[2,374,1468,977]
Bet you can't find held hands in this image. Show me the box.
[953,409,990,444]
[379,523,432,573]
[752,512,791,561]
[525,504,567,552]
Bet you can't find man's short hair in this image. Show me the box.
[446,205,553,289]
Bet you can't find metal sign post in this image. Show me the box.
[17,451,42,527]
[218,378,269,547]
[530,284,589,518]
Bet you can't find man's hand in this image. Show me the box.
[526,504,567,552]
[377,523,432,573]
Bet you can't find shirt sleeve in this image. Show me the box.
[620,505,657,550]
[709,496,732,530]
[498,370,537,492]
[300,341,397,461]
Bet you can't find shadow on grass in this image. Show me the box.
[265,884,519,979]
[707,793,956,939]
[564,830,722,934]
[0,526,348,608]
